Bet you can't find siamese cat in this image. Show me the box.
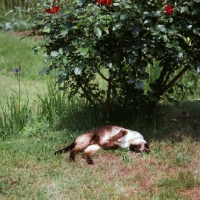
[55,125,150,164]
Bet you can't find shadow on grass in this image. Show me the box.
[54,99,200,144]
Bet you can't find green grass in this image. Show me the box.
[0,117,200,199]
[1,31,200,199]
[0,31,52,136]
[0,31,47,80]
[1,99,200,199]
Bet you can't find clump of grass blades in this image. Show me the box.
[35,82,69,125]
[158,170,199,190]
[0,94,33,137]
[155,170,200,199]
[35,82,107,131]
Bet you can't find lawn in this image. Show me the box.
[0,30,51,101]
[1,106,200,199]
[0,31,46,79]
[0,31,200,199]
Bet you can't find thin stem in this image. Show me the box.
[97,68,109,81]
[2,0,5,16]
[16,65,21,132]
[18,72,21,131]
[106,77,112,118]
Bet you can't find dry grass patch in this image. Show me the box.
[1,100,200,199]
[180,186,200,200]
[1,137,200,199]
[50,142,200,199]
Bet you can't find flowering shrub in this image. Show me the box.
[14,0,200,114]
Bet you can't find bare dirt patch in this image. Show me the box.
[13,31,43,40]
[180,186,200,200]
[61,151,181,195]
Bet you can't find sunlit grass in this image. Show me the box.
[0,124,200,199]
[0,31,47,80]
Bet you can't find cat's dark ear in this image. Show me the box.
[144,143,150,153]
[129,144,141,153]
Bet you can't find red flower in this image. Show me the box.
[45,0,60,14]
[46,6,60,14]
[98,0,112,6]
[165,5,173,15]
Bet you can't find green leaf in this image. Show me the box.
[43,28,50,33]
[103,27,109,34]
[76,0,87,6]
[193,28,200,35]
[56,70,64,77]
[51,51,59,57]
[120,15,127,20]
[133,26,141,36]
[39,68,50,75]
[78,47,89,56]
[177,52,183,61]
[168,29,178,35]
[77,22,83,27]
[58,48,63,55]
[64,9,71,15]
[6,9,14,16]
[113,3,120,6]
[162,35,168,42]
[135,81,144,89]
[57,76,64,85]
[129,77,135,84]
[156,24,166,33]
[179,6,188,13]
[60,29,69,36]
[94,27,102,38]
[165,43,174,48]
[74,67,82,75]
[99,25,109,34]
[177,34,187,42]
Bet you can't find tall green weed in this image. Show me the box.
[0,93,32,137]
[35,82,69,125]
[35,82,107,131]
